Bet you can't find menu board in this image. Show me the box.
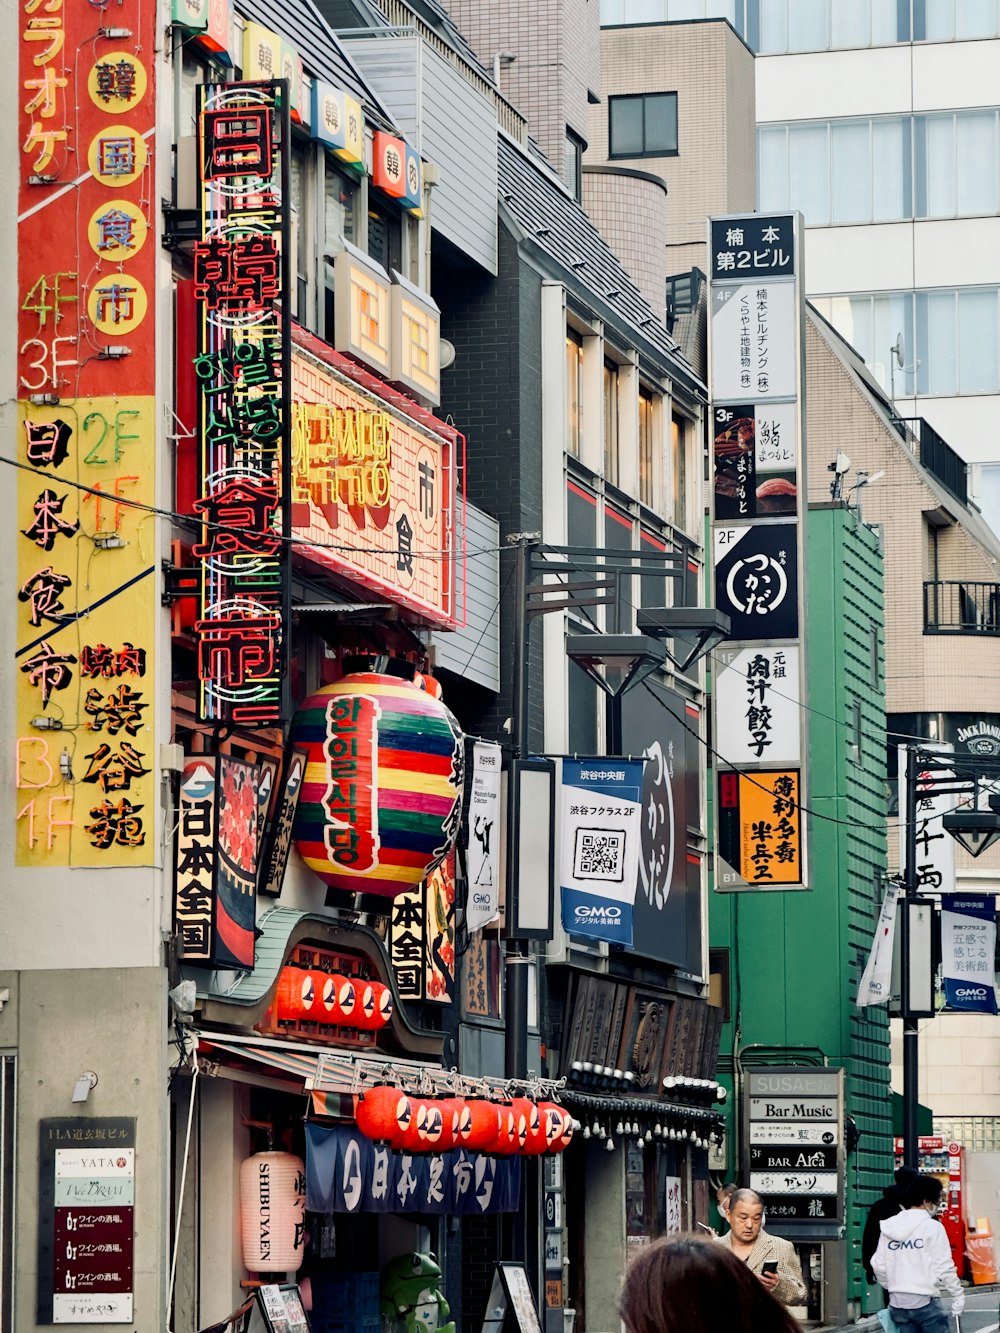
[37,1118,136,1324]
[256,1284,310,1333]
[481,1264,542,1333]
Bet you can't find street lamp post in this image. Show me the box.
[898,746,1000,1167]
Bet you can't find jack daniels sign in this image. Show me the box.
[305,1124,521,1217]
[192,80,292,725]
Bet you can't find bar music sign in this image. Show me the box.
[744,1067,843,1232]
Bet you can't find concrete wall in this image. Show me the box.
[591,20,756,274]
[0,968,167,1332]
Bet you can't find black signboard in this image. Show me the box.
[710,215,795,280]
[715,523,798,642]
[750,1145,837,1171]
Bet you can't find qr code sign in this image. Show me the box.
[574,828,626,882]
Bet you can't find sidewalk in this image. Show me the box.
[818,1284,1000,1333]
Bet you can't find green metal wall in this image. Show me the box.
[710,504,891,1318]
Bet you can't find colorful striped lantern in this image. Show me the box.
[290,671,465,899]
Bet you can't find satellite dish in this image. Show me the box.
[439,338,456,370]
[891,334,905,368]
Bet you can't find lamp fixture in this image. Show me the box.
[942,796,1000,858]
[636,606,731,673]
[565,633,667,696]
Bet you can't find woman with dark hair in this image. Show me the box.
[620,1234,802,1333]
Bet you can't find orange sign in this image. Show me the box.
[717,769,801,887]
[290,339,458,627]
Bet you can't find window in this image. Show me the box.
[811,286,1000,398]
[760,110,1000,226]
[566,330,584,457]
[639,388,655,506]
[671,413,688,529]
[564,129,585,202]
[609,93,678,159]
[367,196,402,276]
[604,361,619,483]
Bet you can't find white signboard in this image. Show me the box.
[467,741,502,930]
[710,282,797,401]
[751,1172,838,1197]
[715,646,800,767]
[749,1121,839,1146]
[664,1176,682,1234]
[898,744,957,895]
[749,1097,838,1121]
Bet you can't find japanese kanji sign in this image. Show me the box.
[940,895,998,1013]
[16,401,156,869]
[897,743,957,896]
[193,80,291,724]
[716,769,802,888]
[289,338,458,626]
[709,212,808,892]
[714,646,801,767]
[743,1068,844,1236]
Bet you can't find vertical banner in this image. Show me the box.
[193,81,291,725]
[899,744,957,895]
[856,878,902,1007]
[709,213,808,891]
[467,741,502,930]
[560,759,643,945]
[941,896,998,1013]
[16,0,157,868]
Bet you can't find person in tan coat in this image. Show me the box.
[721,1188,807,1308]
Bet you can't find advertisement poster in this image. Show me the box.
[716,770,802,889]
[467,741,501,930]
[713,402,798,520]
[941,895,998,1013]
[560,758,643,945]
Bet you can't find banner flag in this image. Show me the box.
[560,758,643,946]
[467,742,502,931]
[856,879,902,1007]
[941,895,998,1014]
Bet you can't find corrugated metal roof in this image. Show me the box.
[498,136,704,390]
[236,0,395,121]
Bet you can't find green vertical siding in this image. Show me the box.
[710,505,890,1316]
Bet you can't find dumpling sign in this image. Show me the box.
[290,670,464,899]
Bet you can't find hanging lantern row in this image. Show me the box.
[559,1090,723,1153]
[274,966,393,1030]
[354,1085,575,1156]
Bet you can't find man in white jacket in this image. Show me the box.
[872,1173,964,1333]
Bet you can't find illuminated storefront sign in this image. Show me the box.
[311,81,365,171]
[193,80,291,724]
[16,1,156,868]
[290,336,459,626]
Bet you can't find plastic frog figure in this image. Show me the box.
[380,1252,455,1333]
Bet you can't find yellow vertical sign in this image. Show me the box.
[16,397,156,867]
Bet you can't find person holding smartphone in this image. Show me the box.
[721,1188,807,1307]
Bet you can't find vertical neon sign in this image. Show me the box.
[192,81,291,724]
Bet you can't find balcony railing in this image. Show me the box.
[924,580,1000,634]
[900,417,968,506]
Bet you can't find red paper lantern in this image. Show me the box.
[552,1106,574,1153]
[513,1097,546,1155]
[352,981,392,1030]
[442,1098,472,1147]
[492,1105,520,1156]
[356,1086,413,1145]
[320,974,357,1024]
[274,967,321,1023]
[415,1099,454,1151]
[463,1100,502,1153]
[538,1102,569,1152]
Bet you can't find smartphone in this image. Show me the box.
[762,1261,779,1275]
[696,1222,717,1235]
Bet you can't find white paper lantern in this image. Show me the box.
[240,1152,306,1271]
